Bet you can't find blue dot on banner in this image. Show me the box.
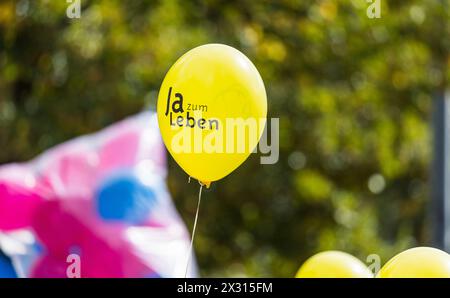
[95,173,157,224]
[0,253,17,278]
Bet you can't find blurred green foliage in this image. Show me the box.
[0,0,449,277]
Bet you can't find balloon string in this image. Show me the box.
[185,183,203,278]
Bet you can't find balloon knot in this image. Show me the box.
[199,181,211,188]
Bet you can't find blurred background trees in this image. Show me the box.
[0,0,448,276]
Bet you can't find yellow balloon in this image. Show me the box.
[296,251,373,278]
[377,247,450,278]
[157,44,267,186]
